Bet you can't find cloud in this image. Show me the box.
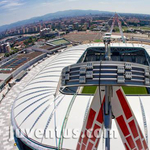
[99,2,109,4]
[0,0,25,10]
[67,0,79,2]
[3,2,24,8]
[41,0,79,6]
[0,0,7,5]
[99,0,138,5]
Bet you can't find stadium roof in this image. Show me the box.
[12,43,150,149]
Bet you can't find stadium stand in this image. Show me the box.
[1,58,18,68]
[9,58,27,68]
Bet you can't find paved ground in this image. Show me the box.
[64,31,150,44]
[0,55,56,150]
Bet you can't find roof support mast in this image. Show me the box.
[110,13,126,43]
[103,35,112,150]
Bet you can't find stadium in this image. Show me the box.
[11,43,150,150]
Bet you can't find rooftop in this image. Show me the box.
[11,43,150,150]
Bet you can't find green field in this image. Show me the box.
[81,86,148,95]
[123,26,150,32]
[82,86,97,94]
[94,39,102,43]
[115,26,150,32]
[50,39,69,46]
[122,86,148,95]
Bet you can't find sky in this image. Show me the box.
[0,0,150,26]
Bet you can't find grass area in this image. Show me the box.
[122,26,128,32]
[139,26,150,30]
[82,86,97,94]
[50,39,69,46]
[115,26,150,32]
[122,86,148,95]
[24,37,37,46]
[4,48,19,57]
[130,26,150,30]
[123,26,150,31]
[94,39,102,43]
[81,86,148,95]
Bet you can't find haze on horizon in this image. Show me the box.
[0,0,150,26]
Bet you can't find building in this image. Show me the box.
[0,42,11,53]
[40,28,51,37]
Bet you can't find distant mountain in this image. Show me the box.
[0,10,113,32]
